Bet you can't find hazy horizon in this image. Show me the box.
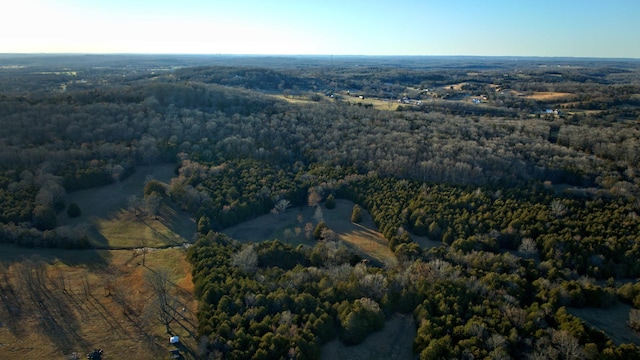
[2,0,640,59]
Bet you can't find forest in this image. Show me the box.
[1,54,640,359]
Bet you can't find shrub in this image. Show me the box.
[313,221,328,240]
[67,203,81,218]
[325,194,336,209]
[351,204,363,223]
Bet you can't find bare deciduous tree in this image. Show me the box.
[145,269,179,334]
[272,199,291,215]
[308,187,322,207]
[232,245,258,273]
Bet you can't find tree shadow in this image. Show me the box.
[5,260,91,353]
[158,203,197,243]
[0,244,111,270]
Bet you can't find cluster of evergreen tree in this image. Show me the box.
[185,165,640,358]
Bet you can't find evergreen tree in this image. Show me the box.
[67,203,81,218]
[325,194,336,209]
[351,204,363,223]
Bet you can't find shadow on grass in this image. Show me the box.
[86,220,111,250]
[159,203,197,243]
[0,244,111,270]
[0,258,91,353]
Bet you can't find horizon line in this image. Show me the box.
[1,53,640,61]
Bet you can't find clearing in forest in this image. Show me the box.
[224,199,399,267]
[524,91,572,100]
[274,93,400,111]
[60,164,196,248]
[0,164,199,359]
[569,304,640,346]
[320,313,416,360]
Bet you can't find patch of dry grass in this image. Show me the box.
[94,208,191,249]
[524,91,572,100]
[59,164,196,249]
[0,246,198,360]
[272,93,399,111]
[442,82,468,91]
[0,164,199,360]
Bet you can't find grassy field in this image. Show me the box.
[224,199,399,267]
[273,93,400,111]
[61,164,196,249]
[0,164,199,359]
[524,91,572,100]
[569,304,640,346]
[0,246,198,360]
[320,314,416,360]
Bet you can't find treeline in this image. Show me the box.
[1,69,639,247]
[181,164,640,357]
[339,174,640,279]
[187,230,639,359]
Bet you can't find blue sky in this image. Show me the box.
[2,0,639,58]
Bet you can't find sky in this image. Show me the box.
[2,0,639,58]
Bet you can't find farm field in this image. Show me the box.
[0,246,198,360]
[274,93,400,111]
[0,164,199,359]
[523,91,573,100]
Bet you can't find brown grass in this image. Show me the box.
[0,164,199,359]
[442,82,468,91]
[524,91,572,100]
[61,164,177,224]
[272,93,399,111]
[60,164,196,249]
[0,246,198,360]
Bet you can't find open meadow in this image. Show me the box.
[60,164,196,249]
[224,199,403,267]
[0,164,199,360]
[0,246,198,360]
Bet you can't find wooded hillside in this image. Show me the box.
[1,55,639,359]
